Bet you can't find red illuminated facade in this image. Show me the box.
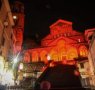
[24,19,88,63]
[11,1,24,55]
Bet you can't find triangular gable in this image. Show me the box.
[50,19,72,29]
[47,36,77,46]
[50,19,73,35]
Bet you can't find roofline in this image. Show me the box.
[50,19,72,29]
[85,28,95,35]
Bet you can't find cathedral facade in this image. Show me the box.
[24,19,88,64]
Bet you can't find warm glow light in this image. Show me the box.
[49,62,55,67]
[0,56,4,75]
[1,70,14,85]
[13,57,18,63]
[19,63,23,70]
[47,55,51,61]
[74,70,80,76]
[79,46,88,57]
[13,52,20,64]
[13,15,17,19]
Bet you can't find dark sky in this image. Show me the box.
[13,0,95,43]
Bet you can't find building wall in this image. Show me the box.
[85,28,95,86]
[0,0,14,59]
[0,0,16,85]
[0,0,24,60]
[85,29,95,75]
[23,19,88,64]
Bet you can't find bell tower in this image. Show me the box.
[11,1,24,54]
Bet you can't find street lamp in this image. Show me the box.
[13,15,17,20]
[13,52,20,65]
[47,55,51,61]
[13,57,18,64]
[47,55,53,67]
[47,55,54,67]
[13,15,18,26]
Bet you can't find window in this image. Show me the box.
[80,63,84,68]
[2,36,5,46]
[79,46,88,57]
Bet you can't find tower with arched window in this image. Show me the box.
[11,1,24,55]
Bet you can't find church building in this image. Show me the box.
[24,19,88,64]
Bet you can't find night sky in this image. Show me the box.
[11,0,95,43]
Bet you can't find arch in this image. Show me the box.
[49,49,58,61]
[59,47,67,60]
[32,51,39,62]
[79,45,88,57]
[57,40,67,61]
[67,47,78,60]
[23,52,30,63]
[40,50,48,62]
